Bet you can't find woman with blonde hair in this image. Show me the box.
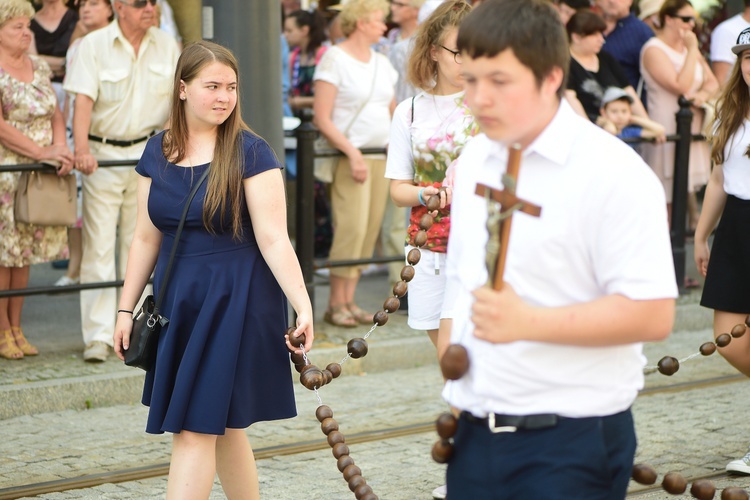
[313,0,398,327]
[113,41,313,498]
[385,0,477,353]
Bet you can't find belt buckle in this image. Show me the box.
[487,413,517,433]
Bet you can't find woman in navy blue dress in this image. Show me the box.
[113,41,314,499]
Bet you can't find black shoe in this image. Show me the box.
[51,259,69,269]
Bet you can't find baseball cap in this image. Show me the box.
[732,27,750,54]
[601,87,634,107]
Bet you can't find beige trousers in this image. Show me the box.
[328,156,389,279]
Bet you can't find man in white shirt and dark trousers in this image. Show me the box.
[440,0,678,497]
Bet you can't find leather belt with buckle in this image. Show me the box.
[88,132,154,148]
[462,411,560,434]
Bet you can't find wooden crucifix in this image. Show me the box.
[475,144,542,290]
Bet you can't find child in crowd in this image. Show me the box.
[597,86,666,143]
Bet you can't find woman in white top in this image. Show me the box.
[313,0,398,328]
[385,0,477,352]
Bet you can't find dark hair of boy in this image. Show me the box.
[456,0,570,98]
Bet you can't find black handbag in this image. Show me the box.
[124,166,210,370]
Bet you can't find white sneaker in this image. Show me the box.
[54,275,79,286]
[727,450,750,474]
[432,484,447,499]
[83,341,110,362]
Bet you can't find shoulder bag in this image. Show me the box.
[14,166,77,227]
[124,166,210,370]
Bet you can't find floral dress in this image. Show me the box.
[0,55,68,267]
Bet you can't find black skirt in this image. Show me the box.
[700,194,750,313]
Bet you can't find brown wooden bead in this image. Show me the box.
[413,230,428,248]
[316,405,333,422]
[347,338,369,358]
[354,483,374,499]
[631,464,657,485]
[392,281,408,298]
[288,330,306,348]
[401,265,415,282]
[690,479,716,500]
[383,297,400,313]
[300,368,324,390]
[332,442,350,459]
[348,475,367,493]
[360,494,378,500]
[320,417,338,435]
[337,454,355,472]
[290,351,306,366]
[373,310,389,326]
[322,369,333,384]
[419,213,434,230]
[662,471,687,494]
[699,342,716,356]
[722,487,750,500]
[407,248,421,265]
[300,364,318,374]
[327,430,345,447]
[342,464,362,481]
[746,314,750,328]
[436,412,458,439]
[657,356,679,376]
[441,344,470,380]
[327,362,342,378]
[716,333,732,348]
[431,438,453,464]
[732,324,747,338]
[426,194,441,211]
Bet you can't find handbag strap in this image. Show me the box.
[341,50,379,137]
[154,166,210,314]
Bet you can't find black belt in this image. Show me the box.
[462,411,560,433]
[88,132,153,147]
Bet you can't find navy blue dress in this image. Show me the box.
[135,131,296,435]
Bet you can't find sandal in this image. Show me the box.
[0,330,23,360]
[11,327,38,356]
[347,303,374,324]
[684,277,701,290]
[324,304,358,328]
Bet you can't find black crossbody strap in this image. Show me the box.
[154,166,211,314]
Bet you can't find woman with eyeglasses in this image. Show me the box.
[385,0,476,356]
[640,0,718,246]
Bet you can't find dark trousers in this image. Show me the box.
[446,409,636,500]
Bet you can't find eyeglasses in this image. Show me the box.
[672,15,695,23]
[120,0,156,8]
[439,45,462,64]
[390,0,411,7]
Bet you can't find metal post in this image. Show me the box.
[671,96,693,292]
[295,111,317,314]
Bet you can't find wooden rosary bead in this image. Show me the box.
[383,297,400,313]
[441,344,470,380]
[722,487,750,500]
[413,230,428,248]
[746,314,750,328]
[316,405,333,422]
[300,363,318,374]
[360,493,378,500]
[436,412,458,439]
[343,464,362,481]
[300,367,324,390]
[716,333,732,348]
[290,351,306,366]
[431,438,454,464]
[373,310,389,326]
[320,417,339,435]
[419,213,434,230]
[354,483,374,500]
[426,193,441,211]
[662,471,687,495]
[326,362,342,378]
[400,265,415,282]
[690,479,716,500]
[657,356,679,376]
[392,281,408,298]
[327,430,345,447]
[322,369,333,384]
[347,338,369,359]
[348,475,367,493]
[288,330,306,349]
[337,454,355,472]
[699,342,717,356]
[332,442,350,459]
[731,324,747,338]
[631,464,657,485]
[407,248,421,265]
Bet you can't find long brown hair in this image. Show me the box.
[163,40,250,240]
[710,53,750,165]
[408,0,472,91]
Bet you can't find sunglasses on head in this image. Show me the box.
[122,0,157,8]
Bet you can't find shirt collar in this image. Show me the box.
[111,21,155,55]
